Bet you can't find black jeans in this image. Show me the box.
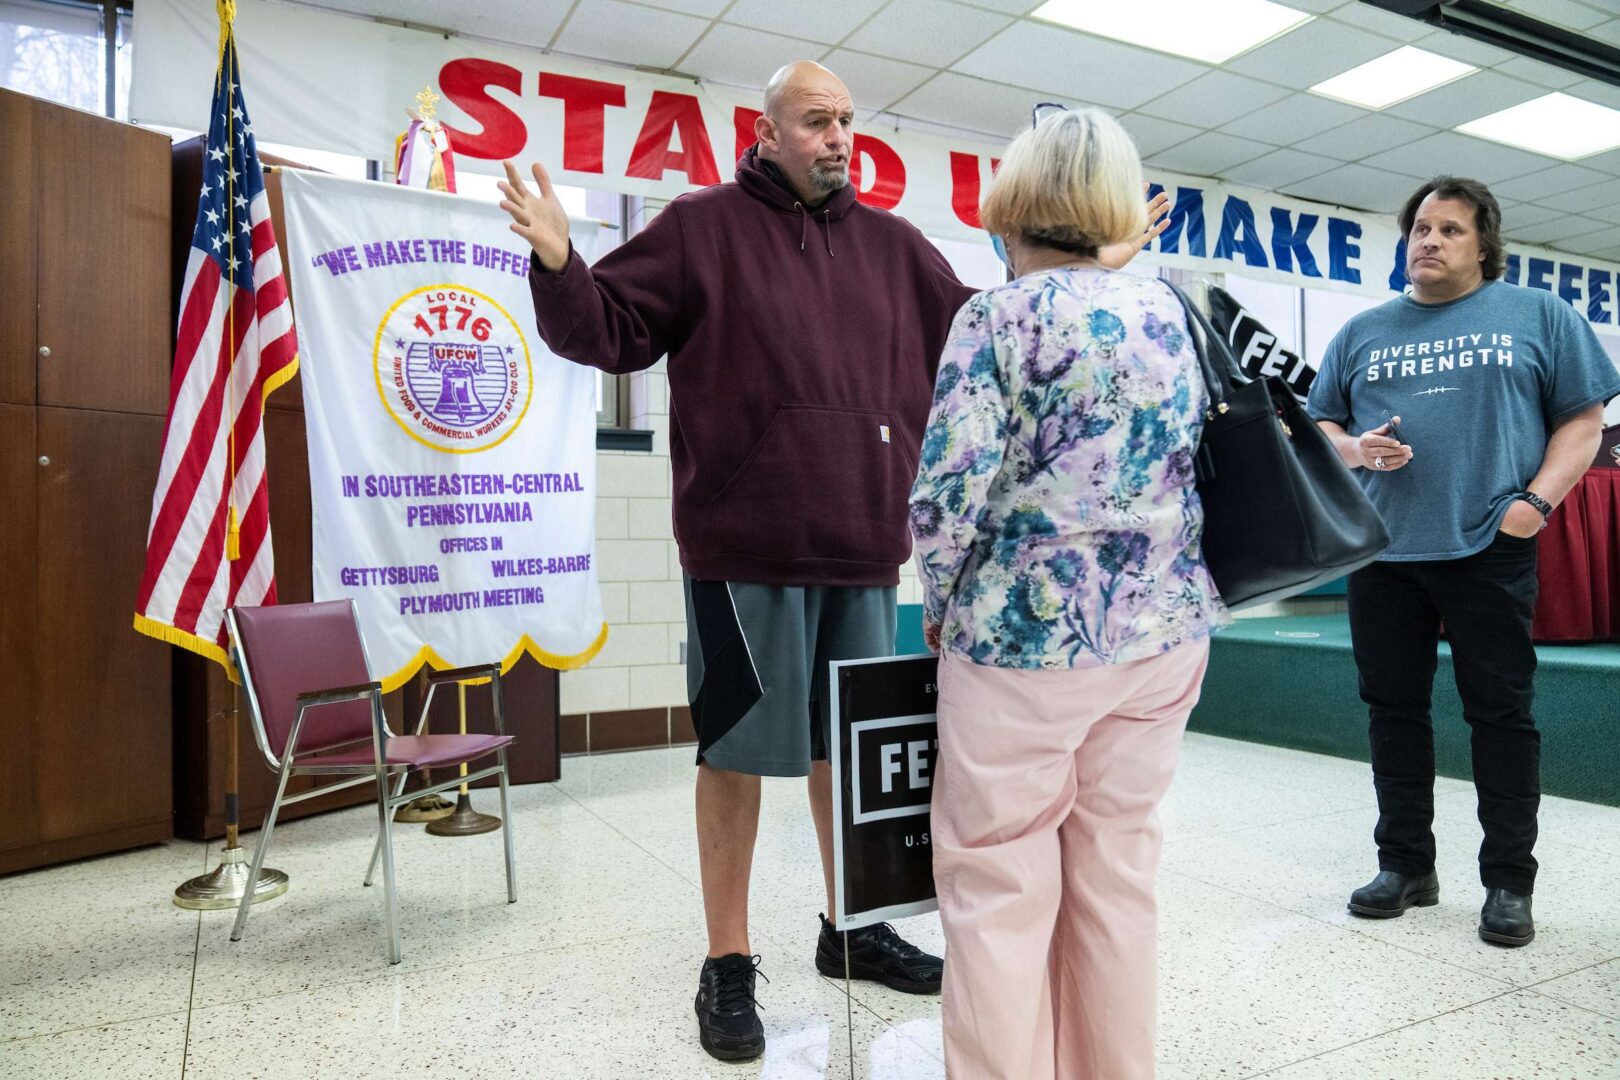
[1346,533,1541,895]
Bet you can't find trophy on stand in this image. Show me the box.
[394,86,457,193]
[427,682,502,836]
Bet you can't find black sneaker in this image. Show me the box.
[815,913,943,994]
[694,953,767,1061]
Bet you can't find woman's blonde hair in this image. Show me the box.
[980,108,1146,255]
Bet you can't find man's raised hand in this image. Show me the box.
[498,160,571,272]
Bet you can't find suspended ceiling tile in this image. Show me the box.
[1553,224,1620,256]
[821,50,938,113]
[630,0,730,16]
[1507,215,1611,245]
[553,0,710,70]
[1385,71,1547,129]
[1584,203,1620,226]
[1118,113,1204,159]
[1281,163,1428,214]
[1566,79,1620,112]
[1137,70,1292,130]
[1147,131,1273,177]
[1222,147,1345,189]
[1492,164,1616,203]
[1493,55,1585,90]
[887,72,1046,140]
[959,0,1044,10]
[1589,19,1620,47]
[1217,92,1367,144]
[293,0,574,46]
[721,0,888,46]
[1505,0,1609,31]
[1538,177,1620,214]
[1502,202,1579,230]
[1324,2,1432,42]
[1361,130,1560,183]
[1410,28,1518,68]
[678,24,831,91]
[845,0,1014,68]
[952,22,1208,111]
[1224,18,1400,90]
[1578,145,1620,176]
[1293,113,1438,161]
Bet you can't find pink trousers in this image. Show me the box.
[932,641,1210,1080]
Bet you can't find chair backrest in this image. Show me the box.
[231,600,376,764]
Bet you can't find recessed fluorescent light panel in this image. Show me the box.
[1030,0,1312,65]
[1309,46,1476,110]
[1458,93,1620,160]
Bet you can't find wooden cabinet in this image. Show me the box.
[0,90,175,876]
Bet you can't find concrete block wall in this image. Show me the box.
[563,364,687,719]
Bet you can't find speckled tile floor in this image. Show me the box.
[2,734,1615,1079]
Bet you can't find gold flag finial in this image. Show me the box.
[216,0,237,58]
[415,86,440,122]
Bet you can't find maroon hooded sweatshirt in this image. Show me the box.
[528,146,975,587]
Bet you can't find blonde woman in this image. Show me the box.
[910,108,1230,1080]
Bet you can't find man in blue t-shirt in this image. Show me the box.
[1308,175,1620,948]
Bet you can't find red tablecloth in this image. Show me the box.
[1534,468,1620,643]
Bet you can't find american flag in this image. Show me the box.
[133,28,297,674]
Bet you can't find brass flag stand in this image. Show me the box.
[175,688,289,909]
[426,683,501,836]
[393,666,453,822]
[393,778,455,823]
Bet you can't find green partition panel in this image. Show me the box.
[1192,615,1620,807]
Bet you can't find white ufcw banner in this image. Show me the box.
[280,169,607,691]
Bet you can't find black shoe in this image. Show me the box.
[1347,870,1440,918]
[1479,888,1535,947]
[815,913,943,994]
[694,953,767,1062]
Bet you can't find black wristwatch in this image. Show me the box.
[1515,491,1554,521]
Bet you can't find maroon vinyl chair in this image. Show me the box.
[226,600,516,964]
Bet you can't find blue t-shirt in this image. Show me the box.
[1307,281,1620,561]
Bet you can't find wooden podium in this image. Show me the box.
[168,138,560,840]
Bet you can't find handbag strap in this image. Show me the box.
[1165,281,1241,417]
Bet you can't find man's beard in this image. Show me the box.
[809,162,849,193]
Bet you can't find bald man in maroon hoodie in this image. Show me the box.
[501,61,1162,1061]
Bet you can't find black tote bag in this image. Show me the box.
[1168,284,1391,610]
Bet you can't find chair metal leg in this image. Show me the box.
[374,767,403,964]
[231,758,294,943]
[497,752,517,904]
[365,768,411,887]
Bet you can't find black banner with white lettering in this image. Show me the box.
[1207,285,1316,402]
[829,654,940,931]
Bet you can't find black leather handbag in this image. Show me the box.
[1169,284,1391,610]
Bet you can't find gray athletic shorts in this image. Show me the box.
[684,576,897,777]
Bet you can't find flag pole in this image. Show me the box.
[174,0,288,911]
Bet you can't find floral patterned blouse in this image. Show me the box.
[909,268,1230,670]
